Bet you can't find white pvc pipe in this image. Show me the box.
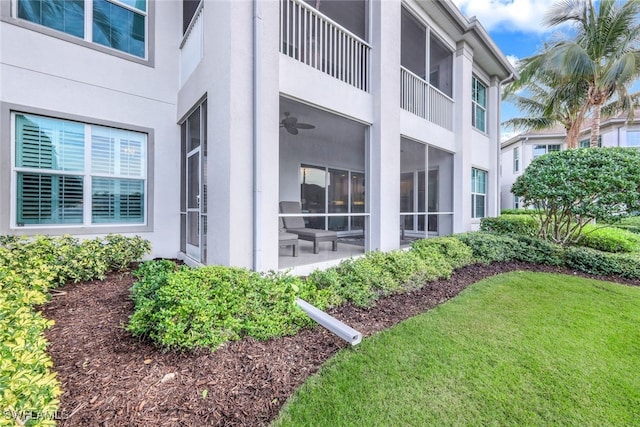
[296,298,362,345]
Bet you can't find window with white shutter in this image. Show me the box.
[14,113,147,227]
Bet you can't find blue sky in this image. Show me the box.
[452,0,564,139]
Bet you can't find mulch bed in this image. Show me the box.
[41,261,640,426]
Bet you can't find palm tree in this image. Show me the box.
[503,58,589,148]
[537,0,640,147]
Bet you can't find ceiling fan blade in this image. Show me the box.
[296,123,315,129]
[287,127,299,135]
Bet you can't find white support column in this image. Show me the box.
[368,0,401,251]
[453,41,474,232]
[487,75,501,218]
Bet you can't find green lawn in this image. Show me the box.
[274,272,640,426]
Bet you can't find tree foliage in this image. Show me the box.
[511,147,640,244]
[504,0,640,148]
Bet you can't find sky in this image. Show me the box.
[451,0,566,140]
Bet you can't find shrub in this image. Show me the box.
[509,234,566,266]
[606,216,640,235]
[454,232,522,264]
[0,234,151,425]
[565,246,640,279]
[500,209,535,215]
[411,237,475,269]
[0,251,60,427]
[0,234,152,286]
[512,147,640,244]
[306,249,454,308]
[128,262,321,350]
[103,234,152,271]
[576,224,640,253]
[480,214,539,237]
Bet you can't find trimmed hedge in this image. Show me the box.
[411,237,475,270]
[500,209,536,215]
[127,231,640,355]
[0,235,150,426]
[614,216,640,234]
[480,214,539,237]
[128,237,470,350]
[565,246,640,278]
[576,224,640,253]
[454,232,522,264]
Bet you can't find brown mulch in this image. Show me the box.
[41,261,640,426]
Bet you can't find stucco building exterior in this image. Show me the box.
[1,0,515,274]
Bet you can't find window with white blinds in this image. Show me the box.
[14,113,147,226]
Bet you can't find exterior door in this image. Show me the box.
[181,101,207,262]
[186,148,200,259]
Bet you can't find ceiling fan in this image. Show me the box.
[280,112,315,135]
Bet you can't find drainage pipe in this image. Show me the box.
[252,0,263,271]
[296,298,362,346]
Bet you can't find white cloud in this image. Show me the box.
[452,0,557,34]
[505,55,520,68]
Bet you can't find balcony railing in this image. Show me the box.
[280,0,370,92]
[180,2,204,86]
[401,66,453,131]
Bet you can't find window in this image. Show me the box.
[472,77,487,132]
[14,113,147,226]
[532,144,560,159]
[471,168,487,219]
[300,164,365,232]
[579,136,602,148]
[17,0,147,59]
[513,147,520,173]
[627,130,640,147]
[514,195,520,209]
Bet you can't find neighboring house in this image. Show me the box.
[500,111,640,210]
[0,0,515,274]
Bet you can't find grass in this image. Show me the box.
[275,272,640,426]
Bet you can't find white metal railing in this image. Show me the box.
[401,66,454,131]
[280,0,370,92]
[429,86,453,130]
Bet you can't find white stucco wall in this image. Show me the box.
[0,2,181,258]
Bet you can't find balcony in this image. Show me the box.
[401,66,454,131]
[280,0,370,92]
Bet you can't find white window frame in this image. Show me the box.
[12,0,149,60]
[11,111,148,229]
[472,76,487,133]
[626,130,640,147]
[513,146,520,173]
[532,144,561,159]
[471,167,487,219]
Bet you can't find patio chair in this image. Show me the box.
[279,201,338,254]
[279,217,299,257]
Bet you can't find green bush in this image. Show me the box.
[103,234,152,271]
[576,224,640,253]
[0,234,152,286]
[410,237,475,270]
[512,147,640,244]
[480,214,539,237]
[565,246,640,279]
[128,262,324,350]
[454,232,522,264]
[0,234,151,425]
[509,234,566,266]
[306,249,454,308]
[613,216,640,234]
[500,209,535,215]
[0,251,60,427]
